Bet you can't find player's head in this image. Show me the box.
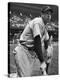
[41,6,53,23]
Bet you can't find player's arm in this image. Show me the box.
[34,35,44,62]
[33,23,47,75]
[33,23,44,62]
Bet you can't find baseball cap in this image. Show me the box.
[42,6,53,13]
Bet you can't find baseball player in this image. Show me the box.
[13,6,53,77]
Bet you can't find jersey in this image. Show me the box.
[20,17,49,48]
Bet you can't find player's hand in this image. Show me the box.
[40,62,47,75]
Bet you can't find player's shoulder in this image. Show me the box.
[29,17,44,29]
[34,17,42,21]
[29,17,43,24]
[33,17,43,25]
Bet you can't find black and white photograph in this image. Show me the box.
[8,2,58,78]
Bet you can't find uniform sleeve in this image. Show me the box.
[33,23,42,38]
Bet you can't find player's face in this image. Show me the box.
[44,11,51,22]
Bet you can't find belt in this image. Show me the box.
[19,41,34,51]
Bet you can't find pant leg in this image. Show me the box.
[13,44,33,77]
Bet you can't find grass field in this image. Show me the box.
[9,42,58,76]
